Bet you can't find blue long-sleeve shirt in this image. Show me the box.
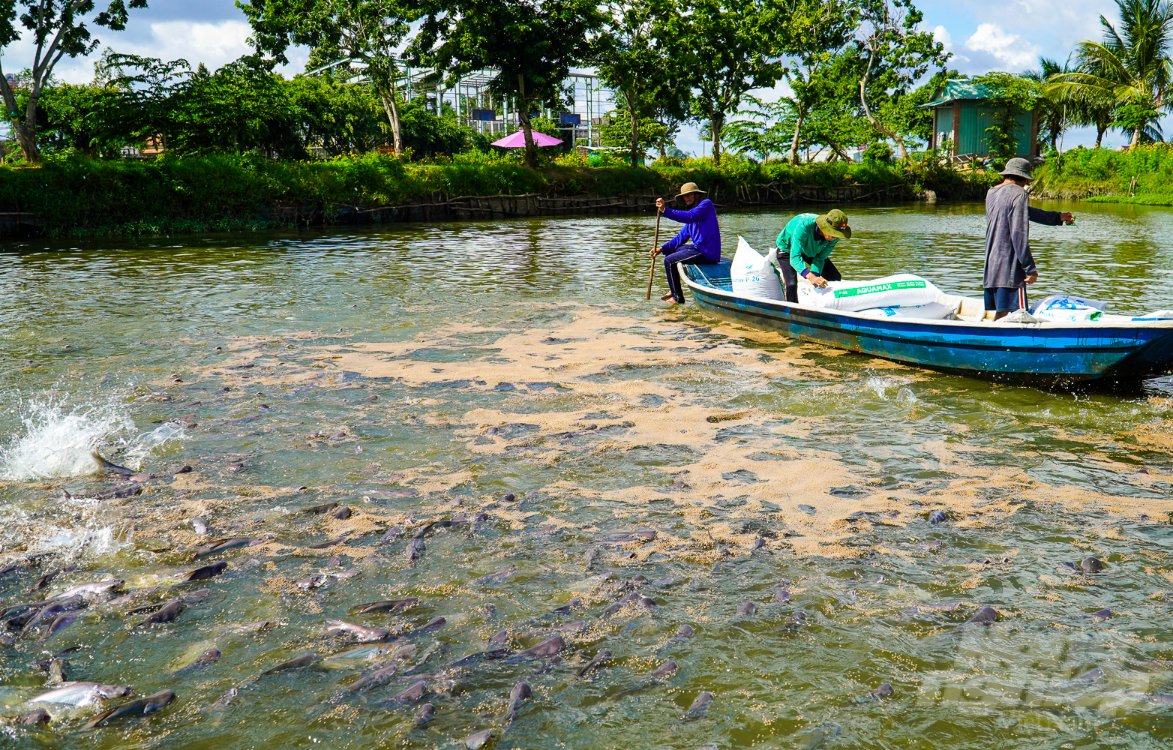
[660,199,722,262]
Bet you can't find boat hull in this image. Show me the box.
[683,265,1173,386]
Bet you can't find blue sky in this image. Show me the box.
[3,0,1133,151]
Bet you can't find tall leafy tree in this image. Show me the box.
[664,0,791,164]
[1050,0,1173,147]
[36,81,127,156]
[595,1,687,167]
[724,95,795,161]
[159,56,304,157]
[778,0,857,164]
[413,0,602,168]
[0,0,148,162]
[239,0,422,155]
[95,50,193,149]
[853,0,948,160]
[1025,57,1071,151]
[286,73,388,155]
[598,100,671,163]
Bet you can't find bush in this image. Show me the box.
[0,148,997,238]
[862,142,894,164]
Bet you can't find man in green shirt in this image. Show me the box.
[773,209,852,303]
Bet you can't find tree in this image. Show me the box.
[37,81,128,156]
[853,0,949,160]
[1025,58,1071,152]
[413,0,602,168]
[794,49,873,161]
[724,96,795,161]
[664,0,790,164]
[286,73,388,155]
[0,0,148,162]
[239,0,422,155]
[95,50,193,150]
[778,0,858,163]
[598,101,670,163]
[595,1,688,167]
[972,71,1042,163]
[168,57,305,157]
[1050,0,1173,147]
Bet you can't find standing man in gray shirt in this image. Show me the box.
[984,157,1073,320]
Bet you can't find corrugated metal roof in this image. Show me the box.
[923,80,994,107]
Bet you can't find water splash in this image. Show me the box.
[0,392,135,480]
[126,421,187,467]
[0,497,133,562]
[864,375,919,405]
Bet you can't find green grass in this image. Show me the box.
[1034,144,1173,203]
[0,152,991,239]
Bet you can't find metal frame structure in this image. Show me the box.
[310,57,614,148]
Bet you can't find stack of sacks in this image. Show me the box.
[729,236,784,300]
[855,299,961,320]
[799,274,958,319]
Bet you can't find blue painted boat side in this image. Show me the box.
[682,264,1173,382]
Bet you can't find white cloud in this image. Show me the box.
[964,22,1040,71]
[932,25,953,52]
[133,20,255,69]
[3,20,307,84]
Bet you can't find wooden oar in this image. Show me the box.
[645,209,662,301]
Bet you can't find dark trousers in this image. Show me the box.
[778,257,841,303]
[663,246,715,303]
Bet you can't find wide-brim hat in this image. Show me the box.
[1001,157,1033,181]
[676,182,706,198]
[816,208,852,240]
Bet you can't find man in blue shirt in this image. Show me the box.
[651,182,722,304]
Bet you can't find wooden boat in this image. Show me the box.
[681,260,1173,386]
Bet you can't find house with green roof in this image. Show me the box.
[924,80,1039,160]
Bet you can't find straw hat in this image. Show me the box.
[676,182,707,198]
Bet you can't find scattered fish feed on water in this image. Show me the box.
[0,209,1172,748]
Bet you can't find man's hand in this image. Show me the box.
[808,274,827,288]
[1060,212,1074,225]
[1025,272,1039,285]
[655,197,665,212]
[650,246,661,258]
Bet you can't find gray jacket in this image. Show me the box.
[984,183,1037,288]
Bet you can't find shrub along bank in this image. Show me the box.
[0,152,993,239]
[1033,145,1173,205]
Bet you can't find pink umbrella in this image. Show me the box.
[491,129,563,148]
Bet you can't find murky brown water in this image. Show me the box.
[0,203,1171,748]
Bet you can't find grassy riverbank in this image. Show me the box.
[1035,144,1173,205]
[0,153,989,238]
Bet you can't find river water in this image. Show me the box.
[0,202,1170,748]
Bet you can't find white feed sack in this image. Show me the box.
[729,236,784,301]
[855,301,960,320]
[798,274,943,312]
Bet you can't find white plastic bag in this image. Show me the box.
[729,236,784,301]
[1033,294,1105,322]
[856,301,958,320]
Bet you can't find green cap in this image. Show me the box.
[817,209,852,240]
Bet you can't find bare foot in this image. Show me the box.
[660,293,674,302]
[665,298,682,305]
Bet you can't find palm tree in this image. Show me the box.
[1027,58,1067,151]
[1049,0,1173,147]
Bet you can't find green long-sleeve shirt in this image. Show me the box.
[776,213,837,275]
